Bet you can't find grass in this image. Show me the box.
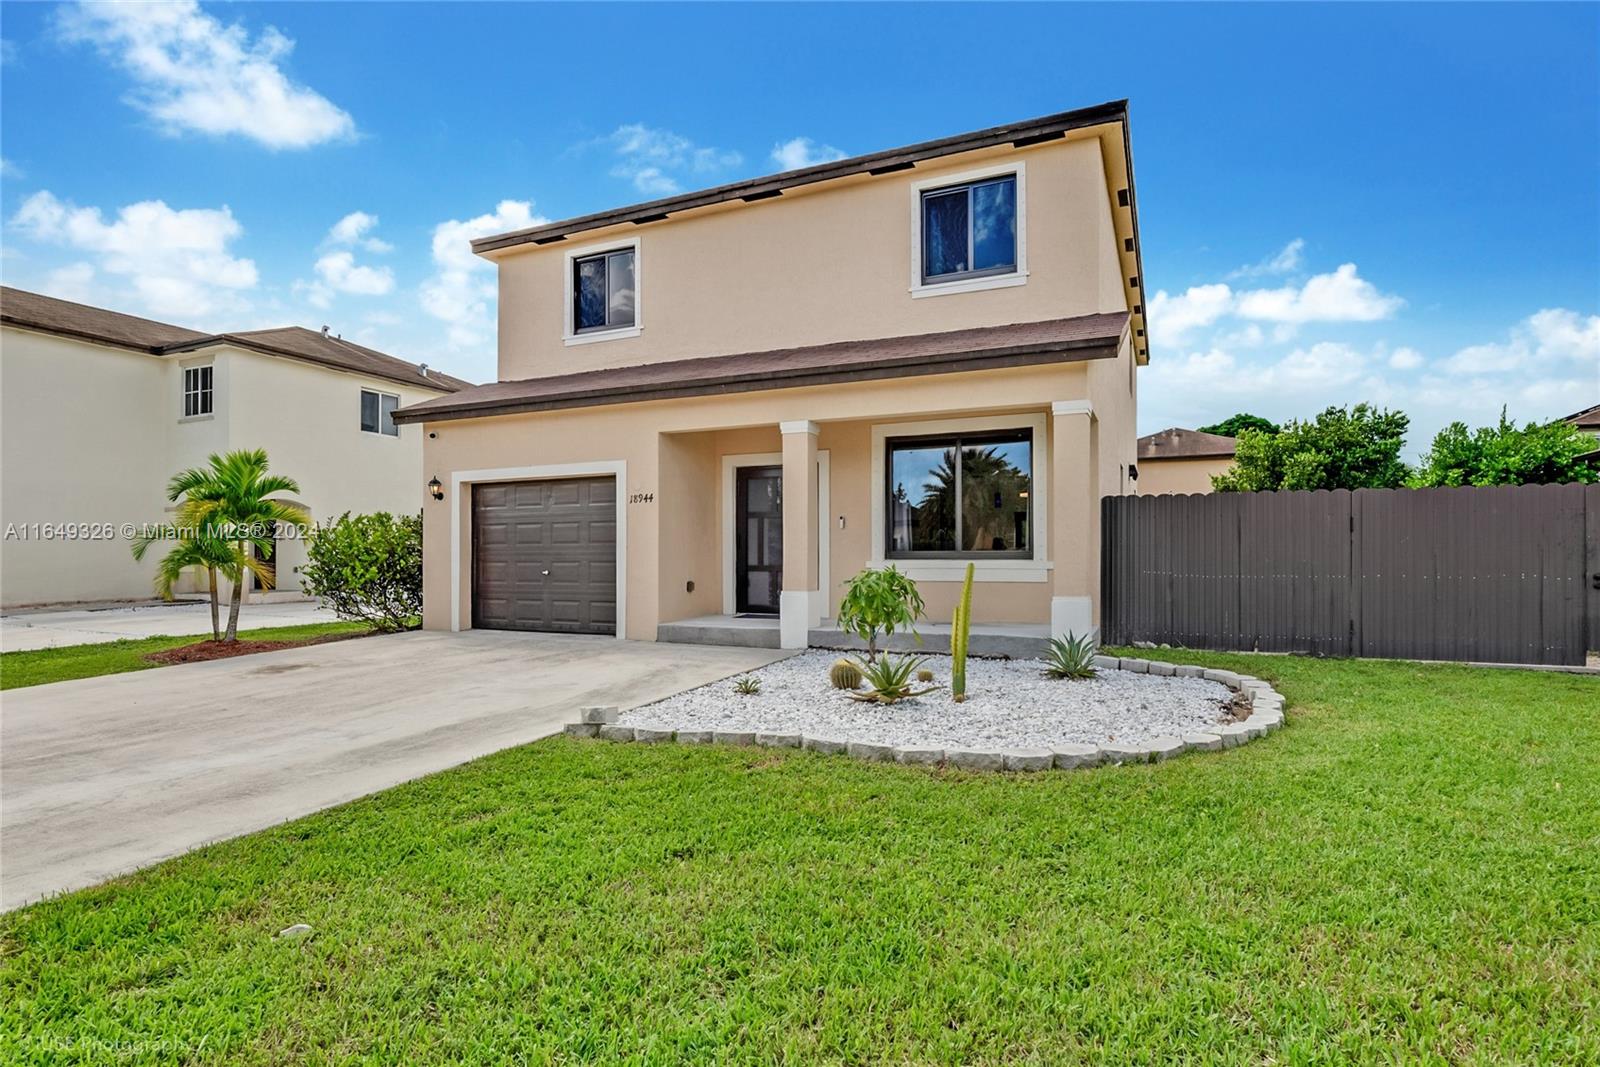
[2,651,1596,1064]
[0,621,372,690]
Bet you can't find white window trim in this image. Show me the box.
[908,160,1028,299]
[869,412,1051,583]
[719,451,831,617]
[360,388,402,438]
[180,360,215,422]
[450,461,628,638]
[563,236,642,346]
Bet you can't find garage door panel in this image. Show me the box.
[473,477,616,635]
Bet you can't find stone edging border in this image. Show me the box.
[562,655,1286,772]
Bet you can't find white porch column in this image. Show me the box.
[1050,400,1100,643]
[779,420,821,649]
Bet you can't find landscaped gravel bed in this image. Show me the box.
[616,650,1236,750]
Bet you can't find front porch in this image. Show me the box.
[656,613,1053,659]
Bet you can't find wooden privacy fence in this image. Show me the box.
[1101,483,1600,665]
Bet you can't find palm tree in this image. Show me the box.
[129,520,255,642]
[166,450,311,642]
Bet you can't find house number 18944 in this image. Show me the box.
[629,491,655,504]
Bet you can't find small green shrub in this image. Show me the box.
[836,566,925,662]
[1043,633,1098,680]
[829,659,863,690]
[733,675,762,696]
[300,511,422,632]
[847,654,941,705]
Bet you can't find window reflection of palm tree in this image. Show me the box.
[914,446,1028,552]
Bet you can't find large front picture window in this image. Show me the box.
[887,430,1032,557]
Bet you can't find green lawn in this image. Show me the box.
[0,621,372,690]
[2,652,1596,1064]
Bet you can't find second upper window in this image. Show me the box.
[573,247,636,333]
[921,174,1018,285]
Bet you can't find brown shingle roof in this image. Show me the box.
[1,286,470,393]
[1562,403,1600,430]
[394,312,1129,425]
[1138,427,1238,460]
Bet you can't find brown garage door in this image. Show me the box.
[472,478,617,635]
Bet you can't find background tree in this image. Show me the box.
[1213,404,1410,492]
[1198,412,1280,438]
[1411,409,1599,486]
[170,449,310,641]
[301,511,423,632]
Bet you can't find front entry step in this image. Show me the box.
[658,616,781,649]
[807,623,1050,660]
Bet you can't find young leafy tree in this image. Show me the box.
[300,511,423,632]
[836,565,925,662]
[1212,404,1410,492]
[169,449,311,641]
[1197,412,1280,438]
[1411,408,1600,486]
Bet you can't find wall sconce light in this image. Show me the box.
[428,476,444,501]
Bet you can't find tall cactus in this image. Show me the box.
[951,561,974,702]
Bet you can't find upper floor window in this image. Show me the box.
[183,365,213,418]
[887,429,1032,558]
[573,247,636,334]
[921,174,1017,284]
[360,389,399,437]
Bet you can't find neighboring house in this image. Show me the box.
[1562,403,1600,457]
[397,100,1147,648]
[1136,428,1237,495]
[0,287,470,608]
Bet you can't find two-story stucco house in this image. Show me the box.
[396,100,1147,649]
[0,287,470,607]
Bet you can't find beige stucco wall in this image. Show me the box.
[1137,456,1233,496]
[419,360,1123,638]
[0,325,448,607]
[493,135,1128,381]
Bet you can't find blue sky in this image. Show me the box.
[2,2,1595,454]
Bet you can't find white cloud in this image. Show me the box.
[1388,346,1423,370]
[1147,282,1234,347]
[770,136,847,171]
[599,124,743,195]
[420,200,546,365]
[314,251,392,296]
[1227,237,1305,280]
[1234,263,1404,325]
[0,157,22,180]
[45,262,96,302]
[10,190,257,317]
[57,0,354,150]
[1442,307,1600,375]
[326,211,392,253]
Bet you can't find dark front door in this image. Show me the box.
[735,466,783,615]
[472,478,617,635]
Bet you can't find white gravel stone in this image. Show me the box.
[564,723,599,738]
[947,749,1004,771]
[893,746,943,765]
[619,650,1233,752]
[598,725,635,742]
[1183,732,1224,751]
[581,706,620,724]
[1052,743,1101,769]
[1003,749,1054,772]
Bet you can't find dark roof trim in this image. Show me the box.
[472,99,1131,254]
[394,314,1125,425]
[160,333,470,393]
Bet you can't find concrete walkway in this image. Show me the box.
[1,630,787,910]
[1,598,340,652]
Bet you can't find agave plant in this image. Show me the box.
[1042,633,1098,680]
[846,653,942,705]
[732,675,762,695]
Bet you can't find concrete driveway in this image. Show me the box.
[1,598,338,652]
[1,630,786,911]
